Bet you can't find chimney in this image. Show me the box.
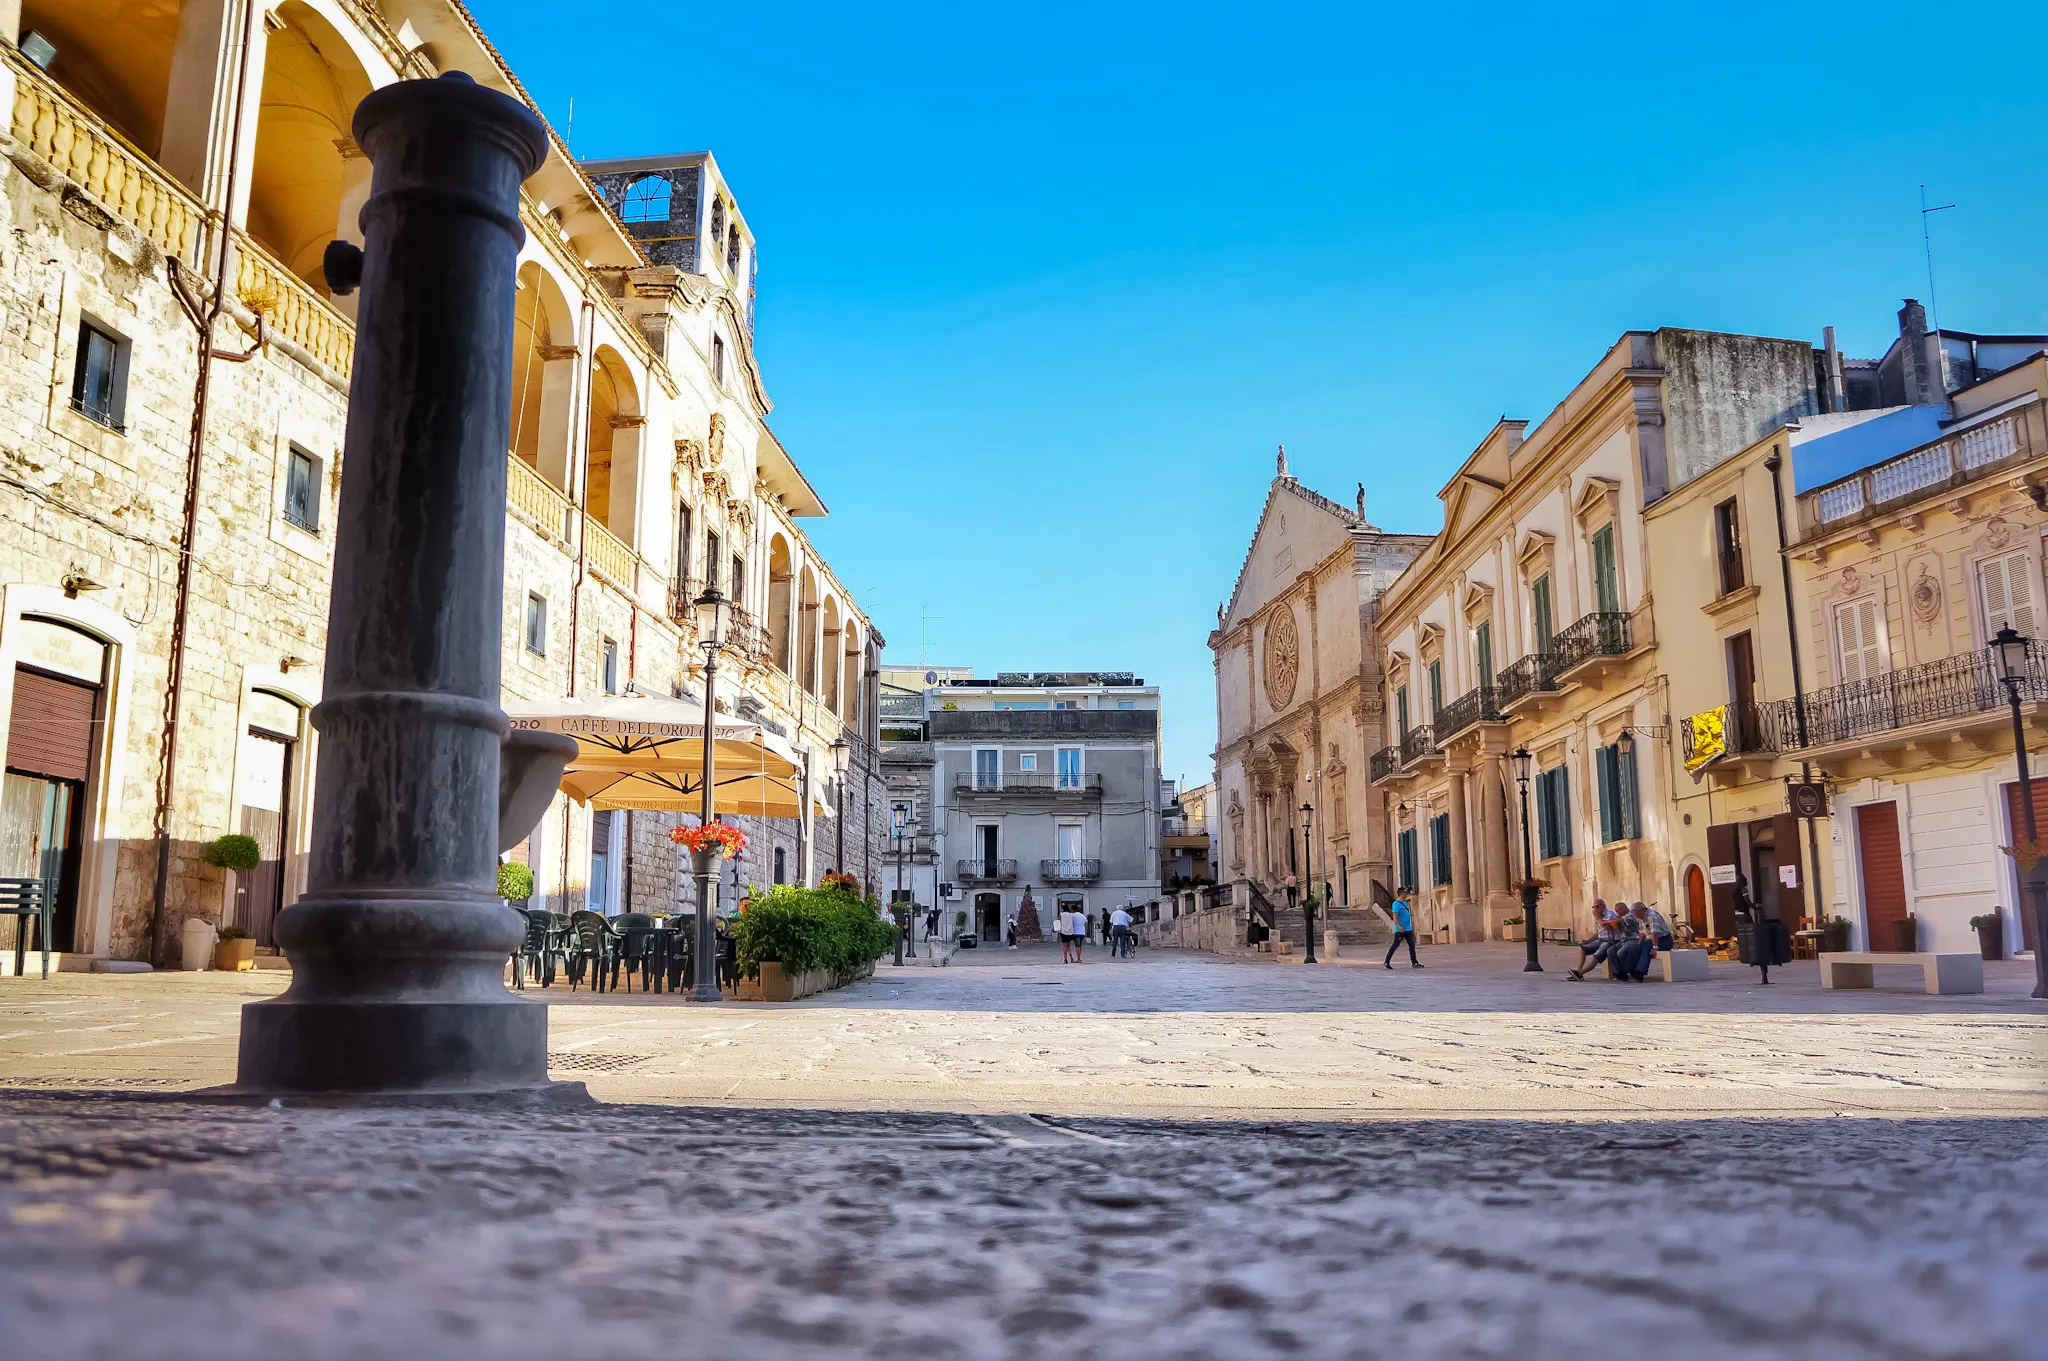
[1897,298,1940,405]
[1821,325,1846,413]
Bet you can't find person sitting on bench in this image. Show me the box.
[1567,901,1618,980]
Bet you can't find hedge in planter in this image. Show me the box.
[204,834,262,873]
[729,884,895,982]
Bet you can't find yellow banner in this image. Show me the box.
[1684,705,1728,773]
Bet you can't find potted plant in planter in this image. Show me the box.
[204,833,262,875]
[213,925,256,972]
[1500,915,1526,942]
[1970,911,2005,961]
[497,862,535,905]
[1892,912,1918,953]
[1820,915,1852,953]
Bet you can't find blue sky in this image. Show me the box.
[474,0,2048,785]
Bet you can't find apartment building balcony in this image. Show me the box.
[1041,858,1102,883]
[726,606,772,664]
[666,576,706,628]
[1369,745,1402,785]
[1495,653,1561,716]
[1399,725,1440,769]
[1746,643,2048,775]
[955,772,1105,797]
[1799,405,2038,548]
[1433,685,1503,744]
[955,859,1019,884]
[1551,611,1636,686]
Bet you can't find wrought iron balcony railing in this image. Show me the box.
[1496,653,1557,708]
[1754,641,2048,753]
[1551,611,1632,673]
[666,576,706,627]
[1433,685,1501,741]
[954,772,1104,794]
[1369,745,1401,783]
[1400,725,1437,764]
[1040,858,1102,882]
[955,858,1018,883]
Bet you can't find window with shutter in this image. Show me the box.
[1980,551,2040,637]
[1591,525,1619,613]
[1532,576,1554,653]
[1596,746,1618,844]
[1832,598,1886,684]
[1474,622,1493,688]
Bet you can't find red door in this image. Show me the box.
[2001,782,2048,953]
[1685,865,1707,936]
[1854,803,1908,951]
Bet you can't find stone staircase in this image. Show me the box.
[1268,904,1394,954]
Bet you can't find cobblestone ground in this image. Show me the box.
[1,944,2044,1358]
[0,1096,2042,1360]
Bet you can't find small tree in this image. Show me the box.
[497,862,536,902]
[203,834,262,873]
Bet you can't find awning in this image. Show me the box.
[504,696,822,819]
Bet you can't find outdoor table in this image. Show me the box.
[616,922,677,993]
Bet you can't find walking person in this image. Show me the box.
[1383,889,1422,969]
[1006,914,1018,950]
[1069,908,1085,962]
[1109,904,1133,958]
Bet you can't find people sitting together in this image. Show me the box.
[1567,898,1673,982]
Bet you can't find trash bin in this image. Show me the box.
[1735,921,1757,966]
[180,916,217,971]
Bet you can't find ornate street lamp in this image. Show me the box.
[1512,746,1541,972]
[1991,626,2048,999]
[829,732,850,876]
[1299,800,1318,964]
[691,583,731,1003]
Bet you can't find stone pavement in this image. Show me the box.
[3,943,2042,1121]
[0,1096,2042,1360]
[1,943,2045,1358]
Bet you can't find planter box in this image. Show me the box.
[1975,919,2004,961]
[213,938,256,972]
[756,958,876,1002]
[1500,924,1526,942]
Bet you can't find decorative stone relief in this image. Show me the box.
[1829,566,1865,602]
[1909,561,1942,628]
[1263,607,1300,710]
[1973,515,2014,556]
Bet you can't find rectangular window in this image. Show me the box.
[1430,812,1453,886]
[1395,684,1410,735]
[1397,827,1419,893]
[1726,631,1759,749]
[524,593,547,656]
[283,447,320,533]
[1056,747,1084,789]
[705,530,722,588]
[1532,575,1554,653]
[1714,498,1745,595]
[712,334,726,385]
[1979,550,2039,637]
[1591,524,1620,613]
[731,555,746,606]
[1474,621,1493,689]
[1116,700,1134,710]
[71,319,127,431]
[675,503,693,584]
[1833,599,1887,683]
[601,639,619,695]
[973,748,1000,790]
[1595,743,1639,844]
[1536,765,1571,860]
[1428,659,1443,717]
[1018,752,1038,772]
[1337,854,1348,904]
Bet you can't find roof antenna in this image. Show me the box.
[1919,184,1955,338]
[565,96,575,156]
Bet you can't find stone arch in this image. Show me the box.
[841,620,863,726]
[766,534,795,675]
[510,262,577,491]
[18,0,180,156]
[821,595,844,713]
[798,567,821,694]
[246,0,378,291]
[585,344,641,541]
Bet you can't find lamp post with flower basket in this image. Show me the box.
[682,584,736,1002]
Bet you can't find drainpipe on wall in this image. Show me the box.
[148,0,260,966]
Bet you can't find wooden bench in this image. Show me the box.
[1819,951,1983,995]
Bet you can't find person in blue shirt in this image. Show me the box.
[1383,890,1423,969]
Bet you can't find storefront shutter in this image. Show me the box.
[6,667,98,782]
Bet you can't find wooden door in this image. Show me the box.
[1854,802,1909,951]
[2000,782,2048,953]
[236,729,293,947]
[1771,812,1806,926]
[1726,633,1759,750]
[1685,864,1707,935]
[1706,822,1740,935]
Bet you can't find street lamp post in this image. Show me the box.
[1991,626,2048,1000]
[692,584,731,1004]
[892,802,908,966]
[1299,800,1319,963]
[1512,747,1541,973]
[830,733,850,876]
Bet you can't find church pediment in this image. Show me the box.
[1219,476,1358,631]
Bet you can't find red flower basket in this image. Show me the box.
[670,821,747,860]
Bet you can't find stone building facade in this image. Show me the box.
[1210,453,1429,917]
[0,0,883,968]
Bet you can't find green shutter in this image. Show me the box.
[1593,526,1619,613]
[1596,746,1615,844]
[1533,576,1553,652]
[1475,622,1493,687]
[1620,744,1640,840]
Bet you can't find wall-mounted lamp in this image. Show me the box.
[20,31,56,71]
[61,572,103,599]
[280,654,311,673]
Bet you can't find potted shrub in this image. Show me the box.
[1892,913,1918,953]
[213,925,256,972]
[497,862,535,904]
[203,833,262,874]
[1820,915,1851,953]
[1970,912,2005,961]
[1500,914,1526,942]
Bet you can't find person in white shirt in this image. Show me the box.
[1109,906,1134,958]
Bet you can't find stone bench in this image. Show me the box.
[1659,949,1709,982]
[1819,951,1983,995]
